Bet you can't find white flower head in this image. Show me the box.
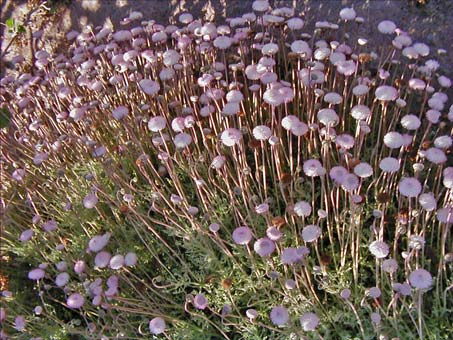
[398,177,422,198]
[369,240,389,259]
[409,268,432,290]
[299,312,320,331]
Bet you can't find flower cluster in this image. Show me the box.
[1,1,452,339]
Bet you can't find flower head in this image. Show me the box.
[149,317,166,335]
[253,237,276,257]
[139,79,160,95]
[302,225,321,242]
[299,312,319,331]
[409,268,433,289]
[193,293,208,310]
[270,306,289,326]
[398,177,422,198]
[221,128,242,146]
[28,268,45,280]
[369,240,389,259]
[148,116,167,132]
[67,293,85,309]
[232,226,253,245]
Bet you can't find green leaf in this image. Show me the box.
[0,108,11,129]
[5,18,15,28]
[17,25,26,34]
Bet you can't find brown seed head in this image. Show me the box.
[221,278,233,289]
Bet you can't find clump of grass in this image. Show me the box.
[1,1,452,339]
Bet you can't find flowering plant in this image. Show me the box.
[1,1,452,339]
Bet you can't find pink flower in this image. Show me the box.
[67,293,85,309]
[375,85,398,101]
[270,306,289,325]
[94,251,111,268]
[398,177,422,198]
[193,293,208,310]
[409,268,433,289]
[148,116,167,132]
[301,225,321,242]
[232,226,252,245]
[88,233,111,252]
[14,315,26,331]
[149,317,166,335]
[221,128,242,146]
[74,260,86,275]
[112,106,128,120]
[109,254,125,270]
[253,237,275,257]
[28,268,45,280]
[139,79,160,95]
[303,159,325,177]
[299,312,319,331]
[293,201,312,217]
[83,193,98,209]
[369,241,389,258]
